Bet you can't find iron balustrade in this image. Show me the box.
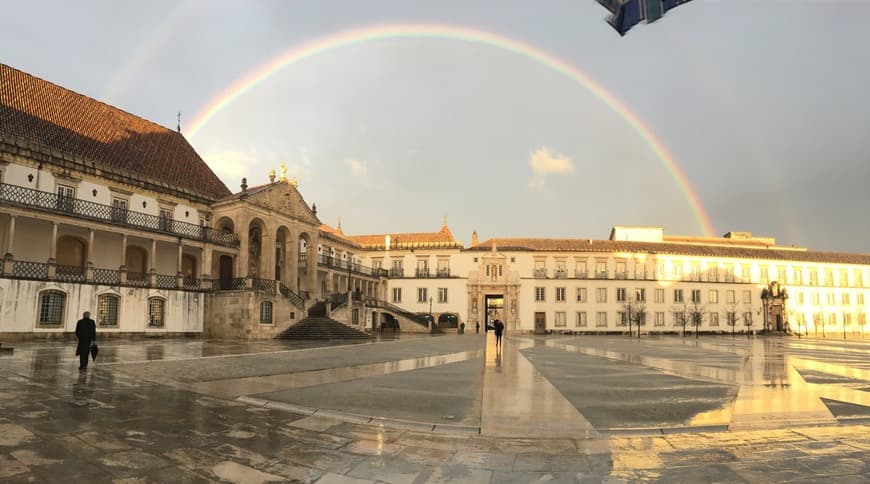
[11,260,48,279]
[126,272,149,287]
[252,278,277,294]
[0,183,239,247]
[534,269,548,278]
[183,277,201,291]
[230,277,247,290]
[415,268,430,278]
[93,268,120,285]
[437,268,451,277]
[389,268,404,278]
[155,274,177,289]
[56,264,86,282]
[278,283,305,308]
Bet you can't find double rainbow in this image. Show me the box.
[187,23,714,236]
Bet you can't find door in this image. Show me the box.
[219,255,233,289]
[534,312,546,334]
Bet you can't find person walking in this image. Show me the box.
[475,321,480,334]
[75,311,96,370]
[494,319,505,348]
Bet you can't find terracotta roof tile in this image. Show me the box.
[0,63,230,200]
[467,237,870,266]
[347,225,462,249]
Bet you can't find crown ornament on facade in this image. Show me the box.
[268,169,276,183]
[279,163,288,182]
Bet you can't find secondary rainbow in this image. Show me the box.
[187,23,715,236]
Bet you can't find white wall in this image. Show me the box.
[0,279,203,333]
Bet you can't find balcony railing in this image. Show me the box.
[11,260,48,279]
[56,264,85,283]
[554,270,567,280]
[389,268,404,277]
[93,268,120,285]
[534,269,547,278]
[315,254,383,278]
[415,268,429,278]
[1,259,216,291]
[0,183,239,247]
[437,268,451,278]
[155,273,177,289]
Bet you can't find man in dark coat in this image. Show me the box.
[75,311,96,370]
[493,319,505,348]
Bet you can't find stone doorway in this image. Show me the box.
[534,312,546,334]
[485,294,504,329]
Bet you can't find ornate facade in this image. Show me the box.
[1,63,868,339]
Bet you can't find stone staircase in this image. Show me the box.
[276,316,371,340]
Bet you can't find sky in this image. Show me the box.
[2,0,870,252]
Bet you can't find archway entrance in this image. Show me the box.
[485,294,503,330]
[219,255,234,289]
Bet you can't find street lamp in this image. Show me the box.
[429,296,433,331]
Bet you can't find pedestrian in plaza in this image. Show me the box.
[494,319,505,348]
[475,321,480,334]
[460,322,466,334]
[74,311,96,370]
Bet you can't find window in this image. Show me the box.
[596,312,607,327]
[392,287,402,303]
[709,266,719,282]
[56,185,75,212]
[596,261,607,279]
[576,287,587,303]
[743,290,751,304]
[436,258,449,277]
[417,288,428,303]
[809,270,818,286]
[372,259,382,270]
[708,290,718,304]
[741,266,750,282]
[840,269,849,287]
[656,262,664,280]
[111,198,128,222]
[825,269,834,286]
[576,312,587,327]
[97,294,119,327]
[416,259,429,277]
[858,293,865,305]
[615,261,626,279]
[856,271,864,288]
[596,288,607,303]
[556,287,566,302]
[760,267,769,283]
[259,301,273,324]
[709,312,719,327]
[794,268,803,285]
[859,313,866,327]
[575,260,587,278]
[534,260,547,278]
[843,293,851,305]
[727,312,737,326]
[438,287,448,303]
[159,207,173,231]
[827,313,836,326]
[691,289,701,304]
[673,312,684,327]
[826,292,835,305]
[812,292,820,305]
[635,288,645,302]
[797,292,805,305]
[555,261,567,278]
[654,312,665,326]
[724,265,735,283]
[391,260,404,277]
[726,290,736,304]
[535,287,545,302]
[617,311,627,326]
[654,288,664,303]
[555,311,566,327]
[844,313,852,326]
[616,288,626,302]
[743,312,753,326]
[674,289,684,303]
[673,264,683,280]
[148,298,165,327]
[691,263,700,282]
[38,291,65,326]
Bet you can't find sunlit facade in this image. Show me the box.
[1,63,867,339]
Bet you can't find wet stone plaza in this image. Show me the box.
[0,333,868,483]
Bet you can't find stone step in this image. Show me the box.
[277,316,370,340]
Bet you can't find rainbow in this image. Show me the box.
[187,23,715,236]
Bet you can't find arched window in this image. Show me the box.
[98,294,119,327]
[38,290,65,326]
[148,298,165,327]
[259,301,273,324]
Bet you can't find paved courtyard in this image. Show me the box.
[0,332,868,482]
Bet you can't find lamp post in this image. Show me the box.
[429,296,433,332]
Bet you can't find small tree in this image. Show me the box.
[726,304,739,338]
[688,300,706,339]
[743,308,753,339]
[621,296,647,338]
[674,304,691,338]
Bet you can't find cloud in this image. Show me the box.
[528,147,574,189]
[344,158,369,182]
[202,150,258,182]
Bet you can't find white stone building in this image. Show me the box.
[1,63,867,339]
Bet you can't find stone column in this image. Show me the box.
[86,228,95,282]
[237,221,249,277]
[47,222,58,280]
[149,239,157,287]
[119,234,128,284]
[286,232,298,291]
[203,245,213,278]
[176,239,184,288]
[306,234,319,299]
[5,215,15,258]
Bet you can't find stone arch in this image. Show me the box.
[275,226,291,282]
[247,218,267,278]
[125,245,148,275]
[182,253,197,281]
[215,216,235,233]
[56,235,86,270]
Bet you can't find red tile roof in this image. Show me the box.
[467,237,870,266]
[0,63,230,201]
[347,225,462,249]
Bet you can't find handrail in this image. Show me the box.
[0,183,239,247]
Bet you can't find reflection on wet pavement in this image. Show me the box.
[0,334,867,482]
